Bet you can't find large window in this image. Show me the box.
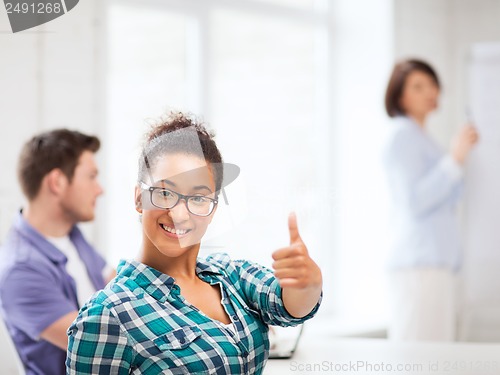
[103,2,192,263]
[104,0,393,322]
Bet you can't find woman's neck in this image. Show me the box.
[408,112,427,128]
[137,242,200,280]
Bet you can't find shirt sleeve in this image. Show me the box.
[66,303,133,374]
[384,128,464,217]
[0,262,76,340]
[231,259,322,327]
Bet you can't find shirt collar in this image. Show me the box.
[196,257,224,276]
[116,260,175,301]
[116,257,224,301]
[13,210,75,264]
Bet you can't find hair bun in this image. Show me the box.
[147,112,214,141]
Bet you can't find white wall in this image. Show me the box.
[0,0,105,246]
[394,0,500,146]
[393,0,455,146]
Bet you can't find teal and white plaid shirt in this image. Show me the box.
[66,253,321,374]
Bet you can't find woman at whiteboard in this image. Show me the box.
[383,59,479,341]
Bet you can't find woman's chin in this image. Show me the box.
[157,241,201,256]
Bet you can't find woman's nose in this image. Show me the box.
[168,200,190,221]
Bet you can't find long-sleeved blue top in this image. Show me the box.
[383,116,464,271]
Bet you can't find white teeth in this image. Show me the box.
[161,224,188,235]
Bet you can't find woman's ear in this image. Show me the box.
[134,186,143,213]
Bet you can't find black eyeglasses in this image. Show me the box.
[140,182,218,217]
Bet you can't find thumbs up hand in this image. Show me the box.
[271,213,322,318]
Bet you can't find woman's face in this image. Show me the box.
[135,153,217,258]
[400,70,440,119]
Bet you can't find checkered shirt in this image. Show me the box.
[66,253,321,374]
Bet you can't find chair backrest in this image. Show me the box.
[0,316,25,375]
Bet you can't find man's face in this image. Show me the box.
[60,150,103,223]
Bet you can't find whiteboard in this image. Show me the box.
[461,42,500,342]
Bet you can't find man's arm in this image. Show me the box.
[0,263,78,348]
[40,311,78,351]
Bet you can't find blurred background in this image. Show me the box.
[1,0,500,341]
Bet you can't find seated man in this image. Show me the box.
[0,129,115,375]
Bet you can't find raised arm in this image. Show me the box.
[385,127,476,217]
[271,213,322,318]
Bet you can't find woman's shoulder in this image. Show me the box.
[202,252,266,269]
[388,116,419,136]
[200,252,237,275]
[201,253,266,277]
[202,253,273,281]
[80,277,141,316]
[204,252,232,265]
[384,116,424,151]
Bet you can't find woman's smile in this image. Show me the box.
[159,222,192,238]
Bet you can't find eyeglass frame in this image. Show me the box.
[139,182,218,217]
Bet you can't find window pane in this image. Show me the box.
[207,9,328,269]
[251,0,318,10]
[105,4,189,264]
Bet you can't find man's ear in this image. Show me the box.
[45,169,68,196]
[134,186,143,213]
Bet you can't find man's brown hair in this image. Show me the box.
[18,129,100,201]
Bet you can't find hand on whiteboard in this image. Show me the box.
[451,125,479,165]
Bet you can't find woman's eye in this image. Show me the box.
[191,196,208,204]
[158,190,174,198]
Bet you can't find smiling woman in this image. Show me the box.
[137,153,219,259]
[66,112,323,375]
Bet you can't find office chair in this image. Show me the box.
[0,315,25,375]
